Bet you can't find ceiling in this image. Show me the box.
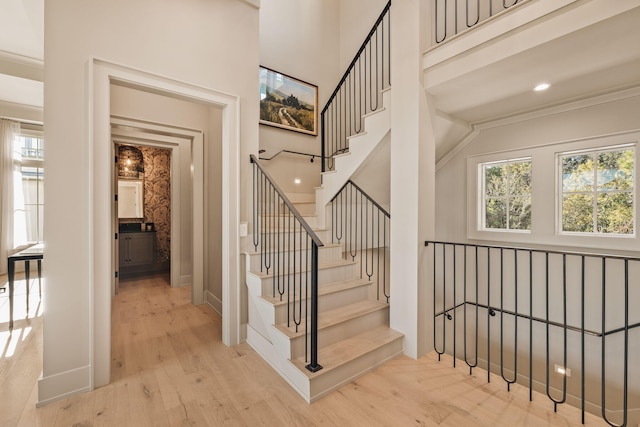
[423,2,640,160]
[0,0,44,109]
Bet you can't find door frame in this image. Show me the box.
[90,58,242,389]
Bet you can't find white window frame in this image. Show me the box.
[466,130,640,252]
[479,157,532,232]
[16,129,44,246]
[556,143,636,238]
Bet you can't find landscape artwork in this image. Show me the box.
[259,66,318,136]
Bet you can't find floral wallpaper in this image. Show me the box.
[117,144,171,263]
[141,146,171,262]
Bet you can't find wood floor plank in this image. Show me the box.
[1,273,612,426]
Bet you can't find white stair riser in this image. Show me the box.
[290,202,316,215]
[289,306,389,359]
[256,263,358,296]
[271,282,373,324]
[308,336,403,401]
[249,229,330,251]
[246,245,344,274]
[258,214,317,229]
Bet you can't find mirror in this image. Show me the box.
[118,179,143,218]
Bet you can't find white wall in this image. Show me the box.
[338,0,389,71]
[389,0,435,359]
[259,0,340,161]
[42,0,258,404]
[436,93,640,249]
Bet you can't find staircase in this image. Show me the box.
[245,188,402,403]
[245,0,397,403]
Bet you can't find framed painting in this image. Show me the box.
[259,66,318,136]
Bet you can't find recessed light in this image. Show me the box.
[294,178,301,184]
[534,83,550,92]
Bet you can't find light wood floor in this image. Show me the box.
[0,273,607,426]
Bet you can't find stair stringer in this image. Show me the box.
[315,88,391,228]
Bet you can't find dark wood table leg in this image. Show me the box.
[38,259,42,297]
[25,260,30,312]
[8,259,15,329]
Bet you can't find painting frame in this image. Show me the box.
[259,66,318,136]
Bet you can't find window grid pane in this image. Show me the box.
[481,159,531,231]
[16,135,44,245]
[560,146,634,235]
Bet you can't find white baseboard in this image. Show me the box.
[37,364,91,407]
[178,274,192,287]
[205,290,222,316]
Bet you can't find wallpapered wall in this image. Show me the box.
[141,146,171,262]
[117,144,171,263]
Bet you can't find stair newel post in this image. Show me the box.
[306,241,323,373]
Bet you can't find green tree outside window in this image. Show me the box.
[482,159,532,231]
[561,147,634,234]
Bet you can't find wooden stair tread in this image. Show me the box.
[274,299,387,338]
[258,213,317,218]
[291,326,403,376]
[252,259,355,279]
[260,278,372,306]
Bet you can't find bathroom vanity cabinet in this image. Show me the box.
[119,231,155,267]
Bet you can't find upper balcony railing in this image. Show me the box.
[425,240,640,427]
[321,1,391,173]
[434,0,525,44]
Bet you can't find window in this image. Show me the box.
[560,145,634,235]
[481,158,532,231]
[14,134,44,246]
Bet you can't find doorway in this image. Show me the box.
[114,142,172,287]
[91,59,242,390]
[111,120,196,293]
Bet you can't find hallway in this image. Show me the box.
[1,274,604,426]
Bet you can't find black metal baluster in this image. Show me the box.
[368,201,375,283]
[529,250,533,401]
[464,245,478,374]
[383,214,389,302]
[252,163,259,251]
[306,242,322,373]
[434,243,444,360]
[376,209,381,300]
[487,247,491,383]
[467,0,480,27]
[359,187,364,280]
[435,0,448,43]
[500,249,517,391]
[602,258,629,427]
[453,244,457,367]
[277,194,283,300]
[581,255,585,425]
[443,244,447,361]
[304,235,313,362]
[286,209,291,325]
[546,254,567,411]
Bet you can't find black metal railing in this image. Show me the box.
[251,155,323,372]
[425,241,640,427]
[330,181,390,303]
[434,0,524,44]
[258,148,320,164]
[321,1,391,173]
